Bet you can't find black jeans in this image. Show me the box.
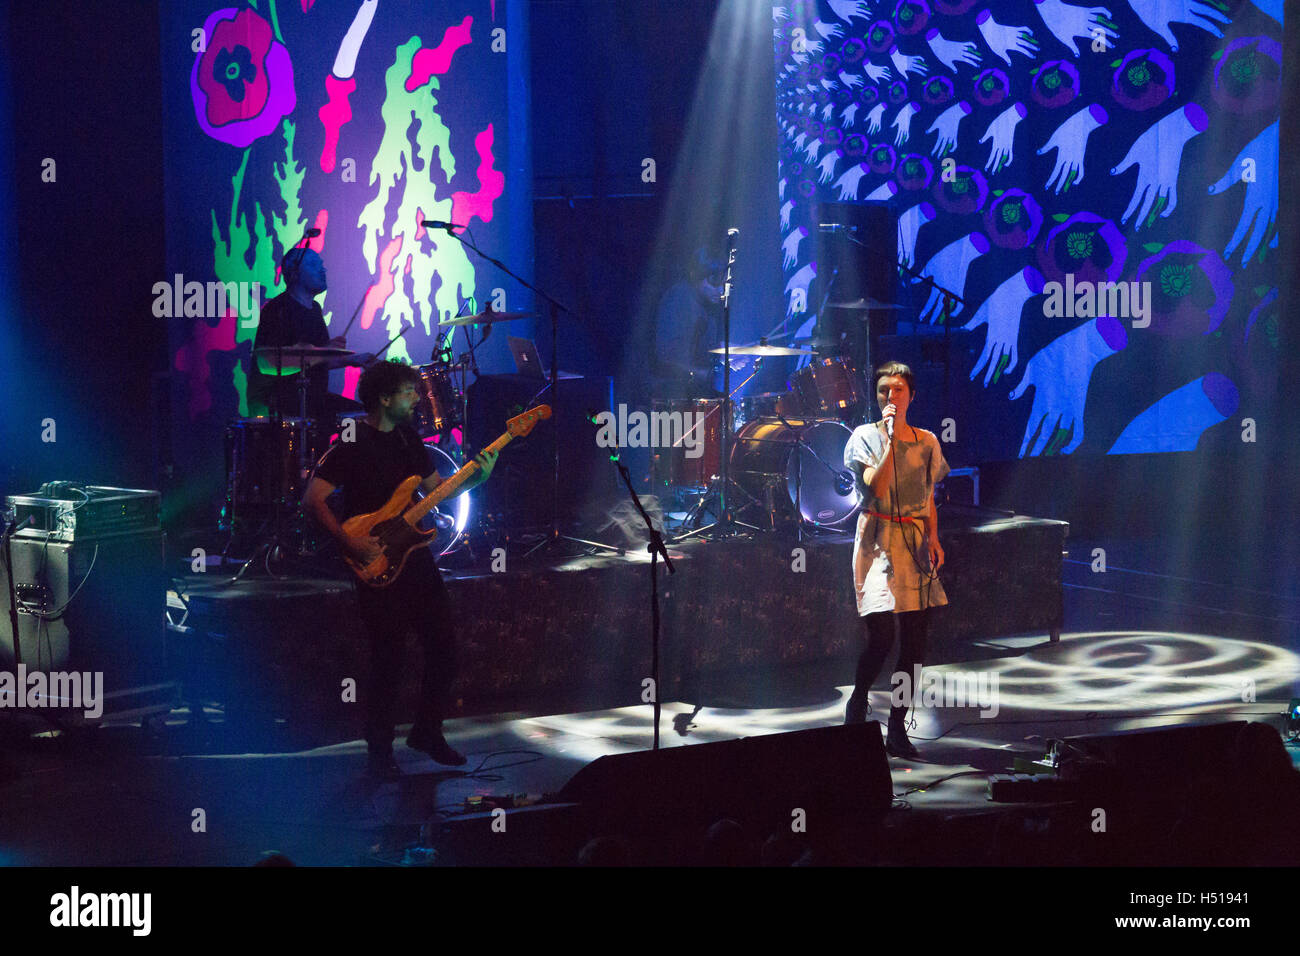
[848,609,929,727]
[355,551,457,755]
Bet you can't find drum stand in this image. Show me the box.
[670,230,761,542]
[225,345,309,585]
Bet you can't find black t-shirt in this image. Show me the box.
[249,293,330,417]
[313,421,436,521]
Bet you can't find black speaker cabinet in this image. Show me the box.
[0,531,169,707]
[558,722,892,831]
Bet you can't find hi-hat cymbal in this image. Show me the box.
[710,343,814,357]
[254,344,353,357]
[826,296,904,311]
[439,309,538,327]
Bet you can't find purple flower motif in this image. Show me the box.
[844,134,869,157]
[1212,37,1282,114]
[191,7,296,148]
[888,79,911,105]
[823,126,845,148]
[806,120,824,139]
[841,38,868,65]
[922,74,954,107]
[1134,241,1234,338]
[1031,60,1080,109]
[896,153,934,190]
[797,178,817,198]
[894,0,931,35]
[984,189,1043,249]
[1111,49,1175,112]
[932,165,988,214]
[808,61,826,82]
[1037,212,1126,286]
[867,20,897,54]
[859,84,881,108]
[868,142,898,174]
[823,53,843,75]
[974,68,1010,108]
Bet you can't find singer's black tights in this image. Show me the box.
[848,610,929,726]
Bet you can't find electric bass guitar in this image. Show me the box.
[341,405,551,586]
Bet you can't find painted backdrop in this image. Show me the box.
[162,0,525,496]
[774,0,1281,460]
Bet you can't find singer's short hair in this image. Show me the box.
[357,360,423,414]
[874,361,915,396]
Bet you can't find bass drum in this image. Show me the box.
[730,417,859,528]
[415,436,474,557]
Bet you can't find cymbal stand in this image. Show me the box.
[671,229,762,542]
[225,343,299,584]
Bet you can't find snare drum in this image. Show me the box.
[649,398,730,491]
[789,356,866,419]
[730,417,859,527]
[413,363,460,437]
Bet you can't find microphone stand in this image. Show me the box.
[596,422,676,750]
[672,228,761,541]
[434,224,621,557]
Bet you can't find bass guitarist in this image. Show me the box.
[303,360,497,778]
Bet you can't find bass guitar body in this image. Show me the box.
[340,404,551,587]
[341,476,433,588]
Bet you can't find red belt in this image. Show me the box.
[866,510,926,531]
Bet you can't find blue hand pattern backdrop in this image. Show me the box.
[773,0,1280,460]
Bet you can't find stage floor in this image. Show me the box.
[1,536,1297,866]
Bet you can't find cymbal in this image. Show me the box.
[710,343,814,357]
[254,344,354,357]
[439,309,538,327]
[826,297,905,311]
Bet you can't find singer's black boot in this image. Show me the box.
[885,710,920,759]
[844,692,870,724]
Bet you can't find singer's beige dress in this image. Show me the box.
[843,422,949,616]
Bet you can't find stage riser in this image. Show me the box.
[177,517,1064,732]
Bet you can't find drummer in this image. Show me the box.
[651,246,725,401]
[249,247,346,419]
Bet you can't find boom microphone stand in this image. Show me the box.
[424,221,620,557]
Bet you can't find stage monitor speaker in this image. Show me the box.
[1061,720,1263,795]
[0,531,168,706]
[558,723,891,830]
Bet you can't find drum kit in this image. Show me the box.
[654,341,868,538]
[220,308,536,574]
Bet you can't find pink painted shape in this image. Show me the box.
[415,207,426,240]
[343,365,361,400]
[173,310,239,419]
[318,74,357,173]
[406,16,473,91]
[451,124,505,227]
[360,235,404,330]
[309,208,328,253]
[302,0,317,11]
[404,253,413,276]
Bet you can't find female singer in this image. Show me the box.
[842,362,949,757]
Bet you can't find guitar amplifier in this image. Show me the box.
[6,485,161,542]
[0,530,176,720]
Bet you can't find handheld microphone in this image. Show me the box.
[421,220,464,234]
[304,228,322,238]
